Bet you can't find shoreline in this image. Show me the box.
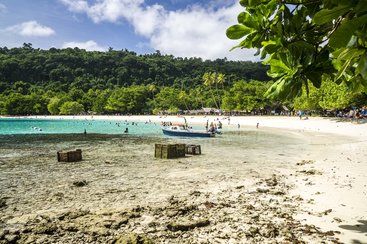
[2,114,367,138]
[1,115,367,243]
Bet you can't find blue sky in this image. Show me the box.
[0,0,258,61]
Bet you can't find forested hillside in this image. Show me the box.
[0,44,365,116]
[0,44,270,115]
[0,44,268,92]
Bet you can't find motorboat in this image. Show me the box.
[162,124,215,137]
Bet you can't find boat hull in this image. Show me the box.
[162,128,214,137]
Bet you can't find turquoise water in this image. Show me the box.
[0,118,205,136]
[0,118,164,136]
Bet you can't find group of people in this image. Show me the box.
[205,120,222,133]
[161,121,173,127]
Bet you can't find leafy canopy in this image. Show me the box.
[227,0,367,99]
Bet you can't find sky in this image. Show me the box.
[0,0,258,61]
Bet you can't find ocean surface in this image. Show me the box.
[0,117,310,153]
[0,118,165,136]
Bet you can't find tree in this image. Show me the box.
[154,87,182,112]
[292,82,321,111]
[202,72,226,108]
[227,0,367,99]
[222,80,270,111]
[318,79,353,110]
[59,101,84,115]
[47,97,63,115]
[292,79,355,110]
[105,86,149,114]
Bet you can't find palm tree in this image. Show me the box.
[202,72,219,109]
[178,90,190,111]
[216,73,226,108]
[147,84,157,100]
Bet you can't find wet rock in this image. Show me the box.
[246,226,259,237]
[59,209,90,220]
[0,199,6,209]
[4,234,20,243]
[333,217,342,223]
[265,175,278,187]
[259,224,279,238]
[167,218,210,232]
[297,169,322,175]
[62,223,79,232]
[111,217,129,229]
[203,201,215,209]
[320,209,332,216]
[297,160,315,166]
[0,229,8,240]
[256,188,269,193]
[189,190,201,196]
[32,223,58,235]
[167,195,179,205]
[73,180,88,187]
[113,233,154,244]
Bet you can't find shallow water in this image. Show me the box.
[0,118,358,243]
[0,118,163,135]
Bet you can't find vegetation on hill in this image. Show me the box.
[0,43,365,116]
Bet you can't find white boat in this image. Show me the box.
[162,124,215,137]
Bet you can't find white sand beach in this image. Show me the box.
[1,115,366,243]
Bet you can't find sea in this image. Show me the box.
[0,118,164,136]
[0,117,310,153]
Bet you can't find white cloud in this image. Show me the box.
[0,3,7,13]
[62,40,107,51]
[60,0,258,61]
[60,0,89,13]
[5,21,55,37]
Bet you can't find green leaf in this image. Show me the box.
[313,5,350,25]
[238,12,257,29]
[329,15,367,48]
[262,40,280,54]
[239,0,249,7]
[306,71,323,88]
[335,58,351,81]
[267,58,293,78]
[357,52,367,80]
[226,25,252,40]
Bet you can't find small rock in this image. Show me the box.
[0,199,6,208]
[297,160,315,166]
[256,188,269,193]
[189,190,201,196]
[333,217,342,223]
[114,233,154,244]
[5,234,20,243]
[111,217,129,229]
[73,180,88,187]
[167,219,210,231]
[32,223,58,235]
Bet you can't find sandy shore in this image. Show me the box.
[1,115,366,243]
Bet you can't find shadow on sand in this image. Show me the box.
[339,220,367,244]
[328,117,367,124]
